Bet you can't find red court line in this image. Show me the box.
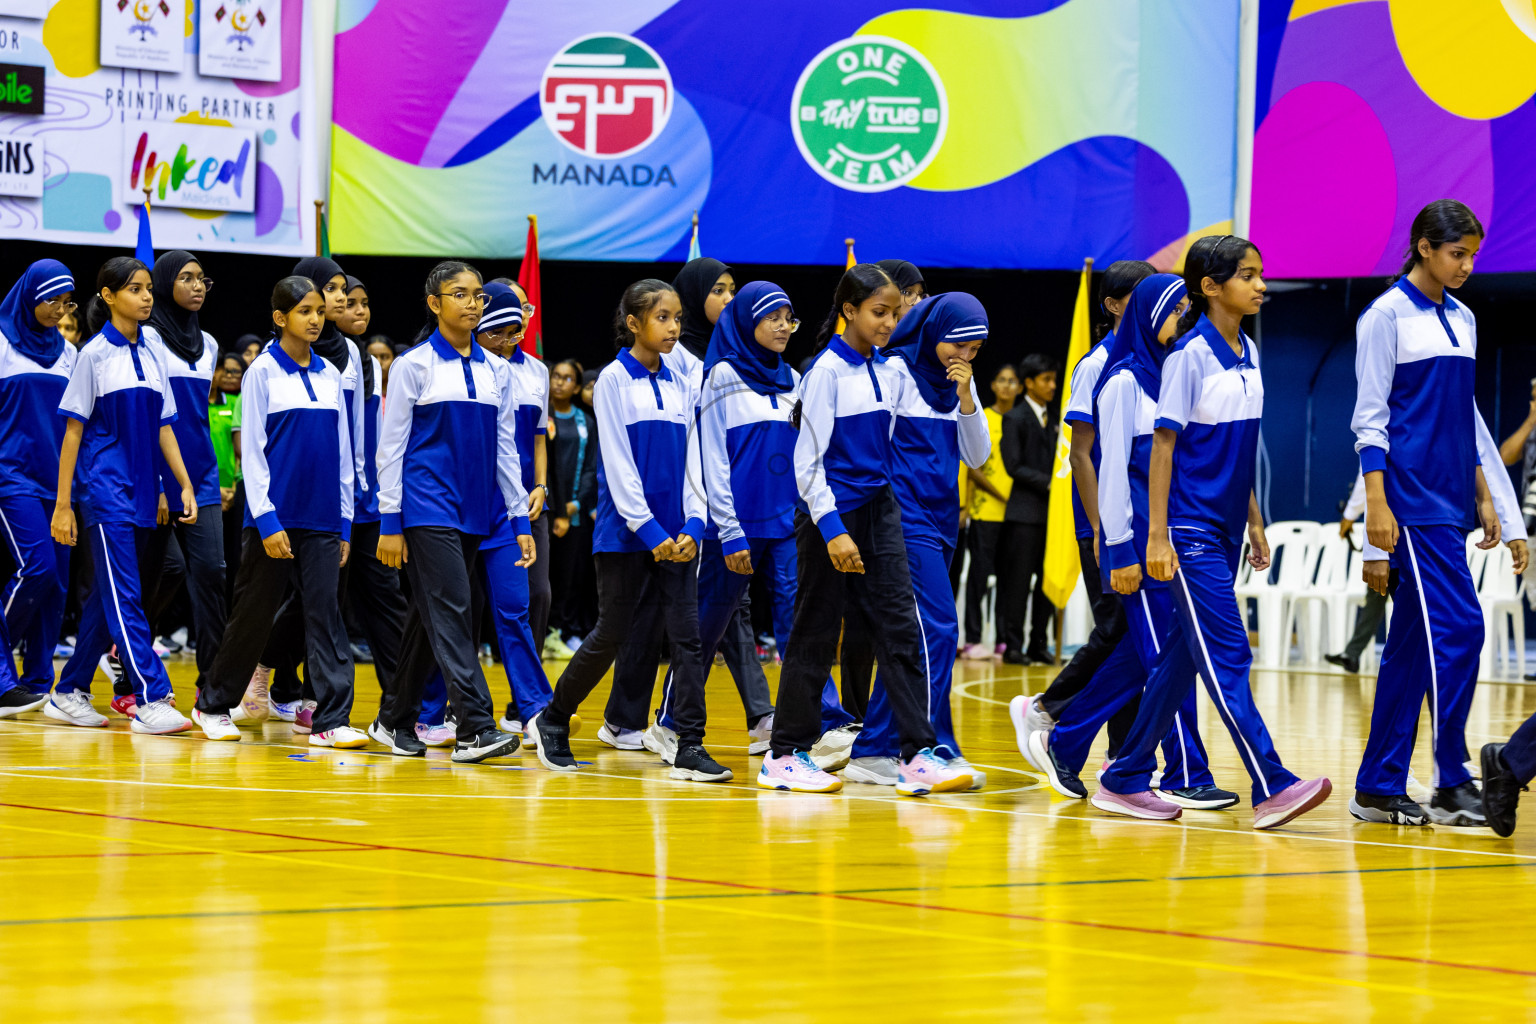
[4,801,1530,979]
[0,846,378,861]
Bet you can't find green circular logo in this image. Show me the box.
[790,35,948,193]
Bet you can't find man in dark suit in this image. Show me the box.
[998,353,1059,665]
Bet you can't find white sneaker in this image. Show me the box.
[643,721,679,765]
[268,698,300,722]
[498,714,523,735]
[44,691,108,728]
[131,699,193,734]
[310,726,369,748]
[948,755,986,791]
[1010,693,1054,772]
[415,722,456,748]
[844,756,899,786]
[231,667,270,723]
[193,708,240,741]
[747,713,774,756]
[598,721,645,750]
[810,725,857,771]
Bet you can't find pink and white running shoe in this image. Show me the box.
[896,748,973,796]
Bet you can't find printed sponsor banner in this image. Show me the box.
[99,0,183,74]
[0,131,43,196]
[0,1,47,18]
[0,60,43,113]
[119,121,255,211]
[199,0,281,82]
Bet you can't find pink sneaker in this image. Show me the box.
[994,643,1006,658]
[1253,777,1332,830]
[110,694,137,717]
[896,748,973,797]
[756,751,843,793]
[415,722,456,748]
[292,700,317,735]
[960,643,992,661]
[1090,788,1183,820]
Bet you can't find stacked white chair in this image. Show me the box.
[1283,526,1356,665]
[1234,520,1320,667]
[1473,536,1525,679]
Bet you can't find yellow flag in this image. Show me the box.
[834,237,856,334]
[1041,259,1094,608]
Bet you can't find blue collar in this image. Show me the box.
[1394,276,1457,313]
[827,336,869,367]
[428,330,486,363]
[100,322,137,348]
[268,341,316,375]
[617,347,672,381]
[1194,314,1251,371]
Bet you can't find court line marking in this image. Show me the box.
[0,896,612,928]
[3,802,1535,994]
[0,816,1529,1006]
[0,845,377,862]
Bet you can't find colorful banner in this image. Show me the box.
[0,0,312,256]
[1251,0,1536,276]
[330,0,1241,268]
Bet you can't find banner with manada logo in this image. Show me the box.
[329,0,1239,269]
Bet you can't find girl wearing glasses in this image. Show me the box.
[0,260,78,716]
[142,251,227,705]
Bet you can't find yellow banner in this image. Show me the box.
[1041,261,1093,608]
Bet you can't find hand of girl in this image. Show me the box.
[651,538,679,562]
[1510,539,1529,575]
[178,487,197,524]
[516,533,536,567]
[339,540,350,567]
[527,486,546,522]
[724,549,753,575]
[672,534,697,562]
[1475,496,1501,550]
[553,516,570,538]
[220,487,234,512]
[827,533,864,574]
[1365,501,1398,553]
[377,533,407,568]
[51,505,76,547]
[1247,523,1271,571]
[1110,564,1142,595]
[264,530,293,560]
[948,361,976,413]
[1363,559,1391,596]
[156,492,169,526]
[1146,530,1177,581]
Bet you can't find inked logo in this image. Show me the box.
[540,33,673,160]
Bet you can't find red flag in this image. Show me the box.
[517,215,542,358]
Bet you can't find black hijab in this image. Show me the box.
[292,256,349,376]
[342,274,376,400]
[876,259,924,291]
[672,257,730,360]
[146,250,204,366]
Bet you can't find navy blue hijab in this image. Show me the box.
[882,292,988,412]
[1093,273,1186,405]
[0,259,74,367]
[477,288,526,363]
[703,280,795,396]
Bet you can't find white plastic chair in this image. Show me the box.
[1235,520,1319,666]
[1284,527,1354,665]
[1333,522,1387,672]
[1475,540,1525,679]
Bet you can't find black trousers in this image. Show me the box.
[378,527,497,737]
[222,483,245,610]
[548,520,595,639]
[152,504,226,686]
[837,609,874,724]
[197,528,354,733]
[771,488,935,759]
[1038,535,1138,753]
[550,551,707,742]
[999,521,1054,656]
[964,520,1005,646]
[528,513,552,649]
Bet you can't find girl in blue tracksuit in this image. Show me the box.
[529,279,731,784]
[760,264,971,797]
[193,276,360,747]
[51,257,197,735]
[1040,274,1228,809]
[843,293,992,790]
[372,261,531,765]
[1095,235,1331,829]
[1351,200,1496,828]
[0,260,77,715]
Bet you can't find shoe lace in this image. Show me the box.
[792,751,821,773]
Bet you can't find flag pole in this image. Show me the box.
[844,237,856,265]
[314,200,324,257]
[1053,256,1093,665]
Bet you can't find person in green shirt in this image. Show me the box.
[209,351,245,605]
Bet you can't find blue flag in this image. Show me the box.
[135,202,154,265]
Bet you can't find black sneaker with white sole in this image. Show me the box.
[1348,790,1430,825]
[368,720,427,757]
[528,711,578,771]
[1160,784,1241,810]
[1427,779,1486,827]
[0,688,48,717]
[1480,743,1527,838]
[1041,743,1087,799]
[451,729,521,764]
[670,743,732,783]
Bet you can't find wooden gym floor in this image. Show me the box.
[2,657,1535,1022]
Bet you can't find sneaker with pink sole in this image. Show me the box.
[1253,777,1332,830]
[292,700,318,735]
[416,722,456,747]
[1090,788,1183,820]
[896,747,973,796]
[757,751,843,793]
[310,726,369,749]
[959,643,992,661]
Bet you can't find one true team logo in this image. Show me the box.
[791,35,947,193]
[540,33,674,160]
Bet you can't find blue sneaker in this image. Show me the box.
[1160,784,1240,810]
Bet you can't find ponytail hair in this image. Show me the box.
[612,279,677,350]
[271,275,320,315]
[1395,199,1484,282]
[85,256,149,337]
[1093,259,1155,341]
[413,260,482,344]
[1177,234,1261,336]
[814,263,895,349]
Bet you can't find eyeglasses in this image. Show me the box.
[764,317,801,333]
[438,291,487,306]
[177,275,214,292]
[522,302,536,318]
[39,297,78,313]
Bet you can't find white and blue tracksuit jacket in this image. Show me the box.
[0,328,75,501]
[886,359,989,540]
[146,329,221,511]
[485,348,548,551]
[699,361,799,553]
[1097,366,1162,580]
[1064,339,1110,540]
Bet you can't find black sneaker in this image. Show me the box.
[528,711,577,771]
[1040,743,1087,799]
[1427,779,1486,827]
[1001,649,1027,666]
[0,687,48,718]
[1481,743,1526,838]
[451,729,521,764]
[1348,790,1429,825]
[367,719,426,757]
[1160,784,1241,810]
[670,743,733,783]
[1323,653,1360,674]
